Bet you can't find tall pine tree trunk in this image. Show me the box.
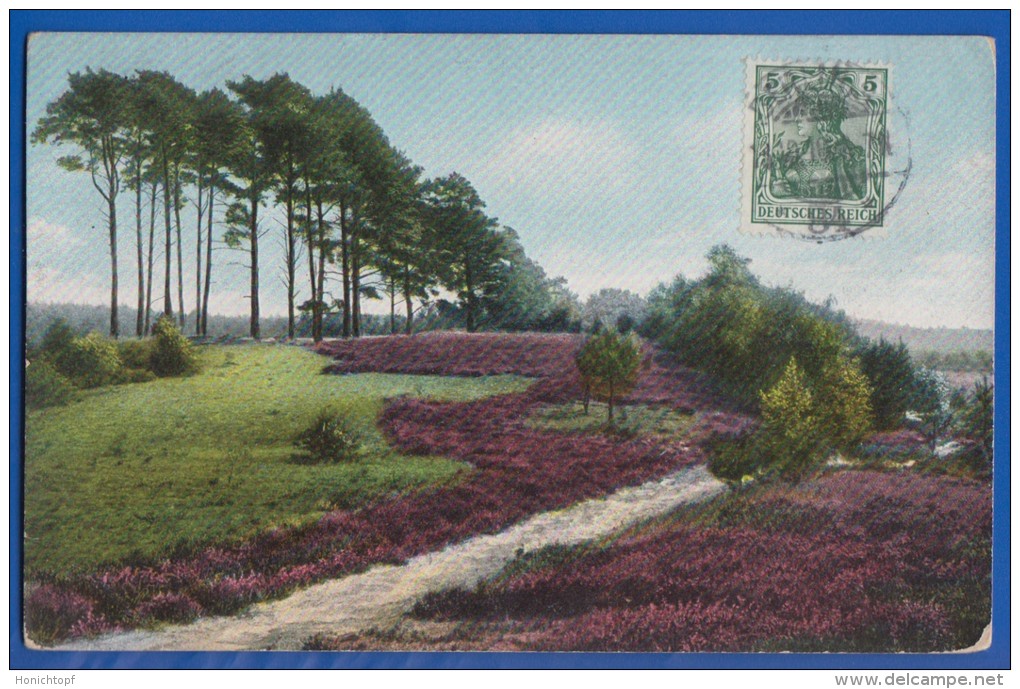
[201,184,214,337]
[305,186,316,341]
[403,266,414,336]
[145,180,157,335]
[464,257,475,333]
[351,217,361,338]
[99,136,120,339]
[162,153,173,318]
[194,173,204,336]
[135,158,144,337]
[108,195,119,339]
[173,164,185,330]
[315,200,327,343]
[390,273,396,335]
[249,193,260,340]
[340,203,351,338]
[285,180,296,340]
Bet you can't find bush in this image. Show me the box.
[295,409,361,463]
[25,358,77,409]
[757,358,823,483]
[956,376,993,469]
[117,338,154,370]
[25,584,95,645]
[814,355,874,452]
[149,315,198,377]
[856,337,916,430]
[910,368,954,456]
[615,313,636,334]
[721,356,873,485]
[652,246,853,406]
[575,330,643,422]
[61,332,123,388]
[708,438,763,487]
[39,318,77,363]
[132,592,202,625]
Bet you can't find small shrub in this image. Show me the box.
[62,332,123,388]
[68,611,119,639]
[708,438,763,487]
[757,358,822,482]
[856,337,916,430]
[814,355,874,452]
[25,358,77,409]
[117,338,154,370]
[295,409,361,463]
[25,584,94,645]
[957,376,993,469]
[910,368,955,456]
[731,356,873,485]
[39,318,77,363]
[615,313,636,334]
[576,329,643,422]
[149,315,198,377]
[132,592,202,625]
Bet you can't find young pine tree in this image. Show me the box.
[575,330,643,423]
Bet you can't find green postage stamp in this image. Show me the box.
[742,61,890,239]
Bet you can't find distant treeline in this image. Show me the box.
[26,288,667,347]
[854,319,993,355]
[25,303,290,344]
[915,349,993,373]
[26,295,996,366]
[24,301,576,346]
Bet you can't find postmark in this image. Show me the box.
[741,61,891,239]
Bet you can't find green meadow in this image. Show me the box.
[24,344,531,576]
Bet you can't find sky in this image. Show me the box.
[24,32,997,329]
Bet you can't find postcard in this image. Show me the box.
[16,24,1002,667]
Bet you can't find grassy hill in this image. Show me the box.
[24,344,529,576]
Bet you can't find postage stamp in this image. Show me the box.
[15,26,999,665]
[742,61,890,239]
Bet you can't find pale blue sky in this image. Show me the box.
[25,33,996,328]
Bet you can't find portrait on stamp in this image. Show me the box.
[746,63,889,237]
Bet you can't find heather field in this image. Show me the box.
[24,333,991,652]
[311,336,991,653]
[25,333,751,644]
[311,470,991,653]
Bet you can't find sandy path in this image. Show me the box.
[55,465,723,651]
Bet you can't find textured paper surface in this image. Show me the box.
[21,32,997,657]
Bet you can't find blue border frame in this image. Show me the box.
[9,10,1010,670]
